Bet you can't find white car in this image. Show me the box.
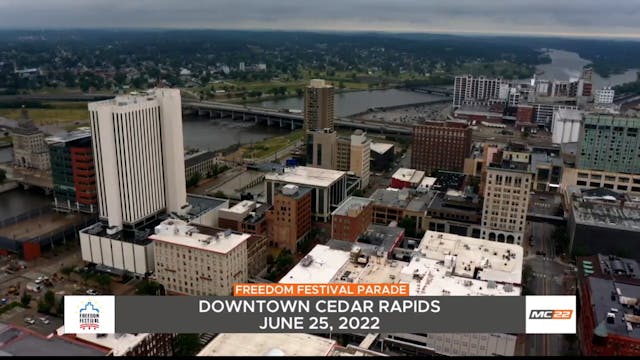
[24,317,35,325]
[39,317,50,325]
[34,277,43,284]
[86,289,98,295]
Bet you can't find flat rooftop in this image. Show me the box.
[149,218,249,254]
[370,188,412,209]
[220,200,256,214]
[186,194,228,218]
[280,245,351,284]
[392,168,425,184]
[57,326,148,356]
[417,231,523,285]
[0,323,107,356]
[88,88,178,110]
[332,197,373,217]
[370,142,394,155]
[281,231,523,296]
[571,191,640,231]
[184,150,216,167]
[588,277,640,339]
[357,224,404,251]
[45,128,92,145]
[197,333,336,357]
[265,166,346,188]
[555,108,582,121]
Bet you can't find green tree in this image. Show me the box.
[0,168,6,185]
[113,72,127,86]
[56,297,64,316]
[186,173,202,188]
[37,300,51,314]
[95,274,112,291]
[20,293,31,307]
[136,280,161,295]
[213,191,227,198]
[174,334,202,356]
[43,290,55,309]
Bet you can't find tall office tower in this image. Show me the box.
[481,165,532,246]
[348,130,371,189]
[306,129,337,169]
[88,88,187,230]
[577,114,640,174]
[411,121,472,174]
[336,130,371,189]
[453,75,507,107]
[304,79,334,132]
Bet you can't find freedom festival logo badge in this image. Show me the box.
[65,296,115,334]
[79,301,100,330]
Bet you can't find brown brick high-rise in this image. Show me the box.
[411,121,472,174]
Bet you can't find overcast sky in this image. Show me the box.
[0,0,639,39]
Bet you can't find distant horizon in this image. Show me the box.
[1,27,639,42]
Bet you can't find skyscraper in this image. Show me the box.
[304,79,334,132]
[88,88,187,230]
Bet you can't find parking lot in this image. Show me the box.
[0,242,140,332]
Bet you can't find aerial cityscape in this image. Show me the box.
[0,0,640,357]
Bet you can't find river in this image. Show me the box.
[535,49,638,88]
[249,89,445,116]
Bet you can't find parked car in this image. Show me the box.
[39,317,50,325]
[1,298,7,305]
[24,317,35,325]
[86,289,98,296]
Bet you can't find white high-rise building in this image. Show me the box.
[595,87,615,104]
[88,88,187,229]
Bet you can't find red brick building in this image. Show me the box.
[265,184,312,253]
[411,121,472,174]
[331,197,373,242]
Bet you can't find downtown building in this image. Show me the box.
[265,184,312,253]
[562,114,640,195]
[411,120,472,174]
[453,75,509,108]
[11,109,50,170]
[576,254,640,356]
[265,166,354,223]
[151,218,254,296]
[79,89,188,276]
[46,128,98,213]
[481,145,533,246]
[280,231,523,356]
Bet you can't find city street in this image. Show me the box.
[523,191,577,356]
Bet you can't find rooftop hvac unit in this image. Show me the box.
[301,255,314,267]
[487,281,497,289]
[224,229,232,237]
[504,283,514,292]
[463,280,473,287]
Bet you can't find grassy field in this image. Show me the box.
[243,130,303,160]
[0,107,89,125]
[0,101,89,125]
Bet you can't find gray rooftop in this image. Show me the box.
[184,150,216,168]
[357,224,405,251]
[370,188,412,209]
[588,277,640,339]
[571,191,640,231]
[187,194,228,218]
[0,323,107,356]
[332,197,373,217]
